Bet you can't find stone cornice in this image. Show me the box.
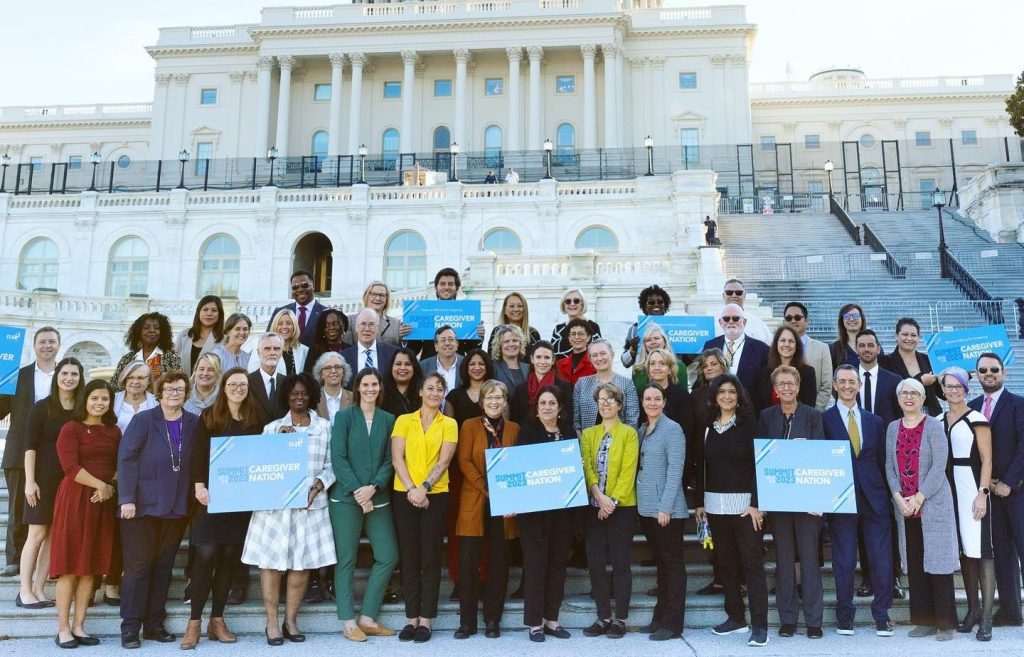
[625,25,756,39]
[0,118,151,130]
[751,91,1012,108]
[146,44,258,60]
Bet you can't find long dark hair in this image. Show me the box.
[767,325,807,370]
[706,373,755,425]
[352,367,384,408]
[381,347,422,413]
[312,308,349,350]
[188,295,225,343]
[458,348,493,389]
[72,379,117,425]
[203,367,261,433]
[46,357,85,415]
[835,303,866,344]
[125,312,174,352]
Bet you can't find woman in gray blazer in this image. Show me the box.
[490,324,530,396]
[885,378,958,641]
[635,383,688,641]
[175,295,225,374]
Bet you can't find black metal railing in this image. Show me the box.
[940,248,1004,325]
[1016,298,1024,338]
[829,194,862,245]
[861,223,906,279]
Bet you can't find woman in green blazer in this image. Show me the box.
[329,368,398,642]
[580,381,640,639]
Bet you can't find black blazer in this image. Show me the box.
[340,342,398,390]
[753,363,817,412]
[0,365,36,469]
[879,350,943,416]
[267,300,328,348]
[247,369,286,425]
[701,335,770,393]
[859,366,901,428]
[757,402,824,440]
[117,406,199,519]
[509,378,574,426]
[970,390,1024,491]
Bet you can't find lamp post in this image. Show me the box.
[449,142,460,182]
[644,135,654,176]
[357,144,367,184]
[824,159,834,197]
[0,153,10,193]
[267,146,279,187]
[543,138,553,180]
[176,149,190,189]
[87,151,101,192]
[933,187,948,277]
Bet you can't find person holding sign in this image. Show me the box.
[242,373,336,646]
[885,378,958,641]
[756,365,825,639]
[404,268,484,360]
[580,382,639,639]
[390,373,459,643]
[329,368,399,642]
[183,368,263,649]
[632,322,689,389]
[694,373,769,647]
[454,380,520,639]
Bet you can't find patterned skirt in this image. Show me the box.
[241,506,336,571]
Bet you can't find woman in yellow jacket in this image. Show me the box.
[580,381,639,639]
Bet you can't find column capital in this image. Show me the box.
[526,45,544,61]
[401,50,419,66]
[328,52,346,68]
[709,54,728,65]
[277,55,295,70]
[172,72,190,85]
[580,44,597,60]
[229,70,247,84]
[649,55,666,68]
[154,73,172,87]
[628,57,646,71]
[506,47,522,63]
[726,54,747,65]
[291,67,306,82]
[454,48,472,64]
[600,43,619,58]
[257,55,275,71]
[348,52,367,68]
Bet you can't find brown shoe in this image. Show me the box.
[358,622,396,637]
[343,625,367,642]
[180,620,202,650]
[206,617,237,643]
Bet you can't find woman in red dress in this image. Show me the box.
[50,380,121,648]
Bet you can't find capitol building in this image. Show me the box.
[0,0,1019,371]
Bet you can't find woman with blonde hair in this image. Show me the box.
[487,292,541,353]
[550,289,602,359]
[346,281,403,346]
[251,309,309,376]
[211,313,252,371]
[490,325,530,395]
[184,353,222,416]
[631,323,688,389]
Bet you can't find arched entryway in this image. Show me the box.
[65,341,111,376]
[293,233,333,296]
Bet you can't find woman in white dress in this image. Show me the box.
[939,366,994,641]
[242,373,336,645]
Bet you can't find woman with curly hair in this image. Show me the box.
[110,313,182,391]
[305,309,351,376]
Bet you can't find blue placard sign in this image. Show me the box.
[402,300,481,340]
[208,432,308,513]
[0,326,26,395]
[754,438,857,514]
[637,315,715,355]
[485,440,588,515]
[925,324,1014,373]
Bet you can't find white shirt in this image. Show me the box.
[724,335,746,375]
[33,364,55,402]
[357,341,379,371]
[857,363,879,411]
[435,356,459,392]
[259,368,277,399]
[324,390,344,424]
[504,170,519,184]
[715,313,771,343]
[114,391,158,434]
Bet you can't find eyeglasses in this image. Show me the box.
[162,387,187,396]
[942,384,965,392]
[436,337,457,345]
[368,292,387,298]
[897,391,923,399]
[774,381,797,388]
[842,312,862,320]
[568,331,589,339]
[224,382,249,390]
[483,395,505,402]
[564,298,582,305]
[291,282,311,291]
[723,289,744,297]
[978,367,1001,374]
[126,375,149,383]
[597,398,619,406]
[784,314,805,322]
[721,316,742,323]
[321,365,344,372]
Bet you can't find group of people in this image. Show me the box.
[1,267,1022,649]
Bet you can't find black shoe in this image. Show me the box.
[0,564,19,577]
[398,624,416,642]
[875,620,894,637]
[836,620,855,636]
[807,626,823,639]
[892,578,906,600]
[226,584,245,606]
[696,582,724,596]
[383,586,400,604]
[639,621,660,634]
[583,620,609,637]
[282,622,305,642]
[543,625,570,639]
[102,594,120,607]
[650,628,680,641]
[182,581,191,605]
[958,610,981,633]
[529,628,545,643]
[55,635,79,649]
[855,582,872,597]
[778,624,795,638]
[485,621,500,638]
[454,626,476,639]
[606,620,625,639]
[72,634,100,646]
[748,626,769,647]
[712,619,749,636]
[641,558,657,567]
[413,626,432,643]
[142,628,175,642]
[120,634,140,649]
[265,628,283,646]
[304,580,326,604]
[977,621,993,641]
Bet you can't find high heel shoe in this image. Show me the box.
[265,627,284,646]
[977,620,993,642]
[957,610,981,633]
[282,622,306,643]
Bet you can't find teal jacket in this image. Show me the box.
[329,406,396,506]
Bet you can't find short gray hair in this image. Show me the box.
[312,351,352,388]
[257,332,284,349]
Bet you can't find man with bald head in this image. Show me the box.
[341,308,397,390]
[700,304,769,392]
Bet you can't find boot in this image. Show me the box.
[978,558,996,641]
[206,617,237,643]
[179,620,202,650]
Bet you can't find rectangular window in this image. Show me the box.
[433,79,452,97]
[678,72,698,90]
[915,131,932,147]
[29,156,43,172]
[313,84,331,101]
[804,134,821,150]
[555,75,576,94]
[199,88,218,105]
[961,129,978,145]
[484,78,504,96]
[760,136,776,151]
[383,81,402,99]
[67,156,83,170]
[919,178,936,209]
[194,142,213,176]
[681,128,699,163]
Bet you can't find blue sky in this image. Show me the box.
[0,0,1019,106]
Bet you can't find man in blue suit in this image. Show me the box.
[701,303,769,393]
[267,270,328,348]
[824,364,894,637]
[341,309,397,391]
[855,329,901,428]
[969,352,1024,626]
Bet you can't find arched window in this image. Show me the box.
[311,130,329,158]
[484,125,503,167]
[384,230,426,291]
[481,228,522,254]
[433,126,451,153]
[575,226,618,252]
[106,236,149,296]
[382,128,400,165]
[197,234,240,298]
[556,123,576,155]
[17,237,59,290]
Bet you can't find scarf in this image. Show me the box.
[527,370,556,406]
[482,415,505,450]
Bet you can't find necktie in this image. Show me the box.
[298,305,307,334]
[862,371,873,414]
[364,348,374,369]
[268,376,276,401]
[726,340,736,367]
[983,395,993,420]
[847,409,861,456]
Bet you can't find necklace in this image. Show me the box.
[164,417,184,472]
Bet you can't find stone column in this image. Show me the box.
[710,55,728,145]
[601,44,618,149]
[327,53,345,156]
[527,46,543,150]
[650,56,667,146]
[506,47,522,152]
[255,56,274,156]
[453,49,470,146]
[401,50,418,153]
[150,74,171,159]
[274,55,294,155]
[629,57,645,147]
[347,53,366,155]
[581,44,597,150]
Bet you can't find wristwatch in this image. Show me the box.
[609,497,619,507]
[422,480,433,492]
[980,486,991,496]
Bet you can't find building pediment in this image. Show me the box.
[671,111,707,123]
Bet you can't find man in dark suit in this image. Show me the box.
[267,270,327,348]
[341,309,397,391]
[824,364,894,637]
[0,326,60,577]
[855,329,900,428]
[247,333,287,424]
[420,326,464,392]
[970,352,1024,626]
[404,267,484,359]
[700,303,769,393]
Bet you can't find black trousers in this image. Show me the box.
[708,512,769,629]
[904,517,957,630]
[458,514,510,627]
[3,468,27,566]
[640,516,687,632]
[518,509,573,627]
[119,516,188,635]
[584,505,636,620]
[392,492,448,619]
